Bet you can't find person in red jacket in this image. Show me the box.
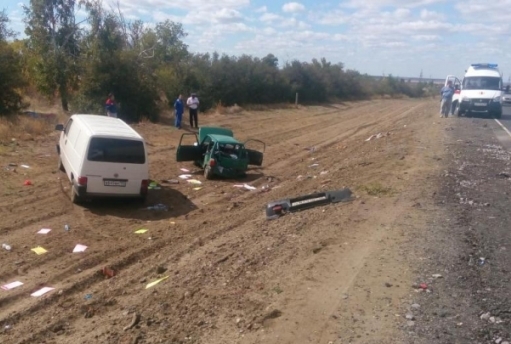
[105,93,118,118]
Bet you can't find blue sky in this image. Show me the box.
[3,0,511,79]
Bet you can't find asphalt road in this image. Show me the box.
[490,105,511,151]
[500,105,511,125]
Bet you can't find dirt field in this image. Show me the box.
[0,98,447,344]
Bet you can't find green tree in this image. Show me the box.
[23,0,81,111]
[0,10,26,116]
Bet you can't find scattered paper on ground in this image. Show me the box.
[180,168,190,172]
[310,163,319,167]
[179,174,192,179]
[37,228,51,234]
[20,165,30,169]
[187,179,202,185]
[193,187,202,190]
[243,184,256,190]
[145,276,170,289]
[1,281,23,290]
[72,244,88,253]
[134,229,148,234]
[31,287,54,297]
[31,246,47,255]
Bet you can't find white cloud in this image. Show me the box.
[259,13,281,22]
[255,6,267,13]
[214,8,244,23]
[419,9,445,20]
[282,2,306,13]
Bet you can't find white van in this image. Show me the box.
[55,115,149,204]
[453,63,503,118]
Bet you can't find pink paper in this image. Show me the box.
[37,228,51,234]
[72,244,88,253]
[180,168,190,172]
[1,281,23,290]
[31,287,54,297]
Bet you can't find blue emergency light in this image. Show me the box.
[471,63,498,69]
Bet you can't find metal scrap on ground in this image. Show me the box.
[265,188,353,220]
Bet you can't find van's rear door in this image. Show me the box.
[81,137,148,196]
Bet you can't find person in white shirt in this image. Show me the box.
[186,93,200,128]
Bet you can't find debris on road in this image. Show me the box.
[37,228,51,234]
[2,243,11,251]
[161,179,179,184]
[148,181,161,190]
[134,229,148,234]
[72,244,88,253]
[432,274,443,279]
[145,276,169,289]
[123,312,140,331]
[187,179,202,185]
[179,174,192,179]
[20,164,30,169]
[365,132,390,141]
[101,266,116,278]
[23,180,32,186]
[234,184,256,191]
[146,204,168,211]
[31,287,54,297]
[1,281,23,290]
[31,246,48,255]
[265,188,353,220]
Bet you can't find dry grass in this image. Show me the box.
[211,102,298,115]
[0,116,57,143]
[358,182,394,197]
[0,95,66,144]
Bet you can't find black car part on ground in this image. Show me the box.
[265,188,353,220]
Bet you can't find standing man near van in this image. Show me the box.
[105,93,118,118]
[187,92,200,128]
[440,81,454,118]
[174,94,184,129]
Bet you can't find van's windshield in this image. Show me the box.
[463,76,501,90]
[87,138,145,164]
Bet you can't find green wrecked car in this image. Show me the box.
[176,126,265,179]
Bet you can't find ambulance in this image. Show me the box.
[449,63,503,118]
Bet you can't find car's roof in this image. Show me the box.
[465,68,501,78]
[71,114,143,140]
[208,134,241,144]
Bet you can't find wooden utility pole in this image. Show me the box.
[295,92,299,107]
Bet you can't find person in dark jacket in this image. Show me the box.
[174,94,184,129]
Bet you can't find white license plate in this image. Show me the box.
[474,102,486,106]
[104,180,126,187]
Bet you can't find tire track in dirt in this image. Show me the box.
[0,99,435,344]
[188,101,425,207]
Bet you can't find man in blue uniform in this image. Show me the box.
[174,94,184,129]
[440,81,454,118]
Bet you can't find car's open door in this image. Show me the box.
[176,133,202,162]
[244,139,265,166]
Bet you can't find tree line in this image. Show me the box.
[0,1,436,121]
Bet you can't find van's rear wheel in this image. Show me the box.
[70,184,82,204]
[58,158,65,172]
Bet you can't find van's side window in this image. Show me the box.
[87,138,145,164]
[64,119,73,136]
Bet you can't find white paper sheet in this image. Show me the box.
[1,281,23,290]
[31,287,54,297]
[72,244,88,253]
